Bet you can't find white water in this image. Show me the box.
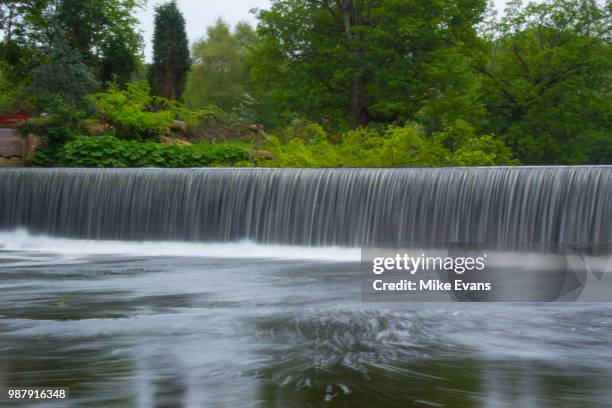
[0,229,360,263]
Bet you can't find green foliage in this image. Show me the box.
[454,135,519,166]
[0,1,48,83]
[249,0,487,129]
[46,136,250,167]
[22,117,79,166]
[18,115,57,136]
[5,0,611,168]
[0,63,17,112]
[184,19,255,113]
[0,1,143,83]
[94,81,174,138]
[28,34,98,116]
[57,0,143,81]
[266,124,517,167]
[482,0,612,164]
[99,34,141,86]
[416,47,488,134]
[0,2,49,45]
[149,1,190,100]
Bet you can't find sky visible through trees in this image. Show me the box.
[136,0,512,61]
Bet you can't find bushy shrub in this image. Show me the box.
[433,120,519,166]
[281,121,328,143]
[266,125,437,167]
[18,116,58,136]
[356,126,451,167]
[21,115,79,166]
[265,123,518,167]
[94,82,175,138]
[33,135,250,167]
[453,135,518,166]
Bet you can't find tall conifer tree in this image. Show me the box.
[148,1,190,100]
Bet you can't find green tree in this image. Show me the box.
[55,0,143,82]
[250,0,487,129]
[0,1,49,82]
[99,32,142,86]
[148,1,190,100]
[28,33,98,116]
[0,1,49,45]
[482,0,612,164]
[416,46,488,135]
[0,0,142,83]
[0,62,17,112]
[184,19,255,112]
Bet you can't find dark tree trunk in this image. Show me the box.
[339,1,370,128]
[348,77,368,128]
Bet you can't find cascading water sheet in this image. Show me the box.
[0,167,610,245]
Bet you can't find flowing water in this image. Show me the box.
[1,167,611,245]
[0,167,611,407]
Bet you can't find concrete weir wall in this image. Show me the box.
[0,127,37,167]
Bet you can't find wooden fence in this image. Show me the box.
[0,114,28,126]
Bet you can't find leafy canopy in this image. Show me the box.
[249,0,487,129]
[184,19,255,113]
[482,0,612,164]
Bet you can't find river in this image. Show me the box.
[1,232,611,407]
[0,167,611,407]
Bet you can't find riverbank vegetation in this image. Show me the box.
[0,0,610,167]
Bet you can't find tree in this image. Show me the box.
[250,0,487,129]
[28,33,98,115]
[0,0,143,83]
[148,1,190,100]
[184,19,255,112]
[55,0,143,82]
[0,1,49,81]
[99,32,142,86]
[0,62,17,112]
[0,1,49,44]
[482,0,612,164]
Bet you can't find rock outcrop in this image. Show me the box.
[0,127,41,166]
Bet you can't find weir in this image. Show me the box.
[0,167,610,246]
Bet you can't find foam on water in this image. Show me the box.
[0,228,360,262]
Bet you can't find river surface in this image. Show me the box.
[1,231,611,407]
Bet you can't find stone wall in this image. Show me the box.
[0,127,40,167]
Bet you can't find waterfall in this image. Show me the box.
[0,167,610,246]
